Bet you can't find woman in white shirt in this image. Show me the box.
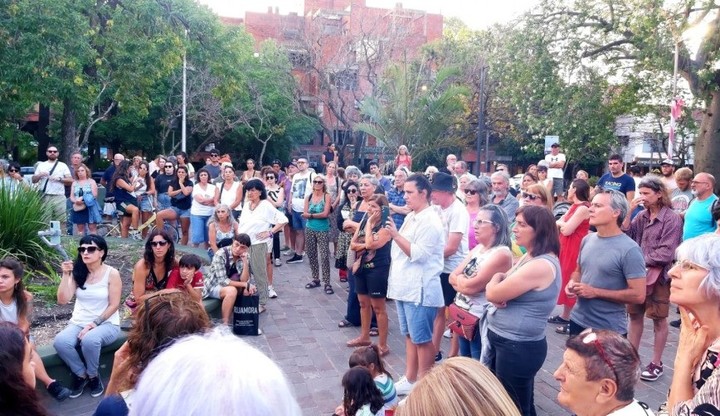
[190,168,218,248]
[215,165,243,220]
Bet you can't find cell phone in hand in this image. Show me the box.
[380,206,390,226]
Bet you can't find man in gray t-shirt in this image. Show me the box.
[566,191,647,335]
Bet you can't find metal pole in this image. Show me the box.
[181,30,187,153]
[475,65,487,176]
[485,130,490,173]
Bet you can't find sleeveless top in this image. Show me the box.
[267,186,283,211]
[217,181,241,212]
[71,266,121,326]
[455,246,512,317]
[487,253,561,341]
[215,222,236,241]
[307,195,330,231]
[0,298,19,324]
[144,265,170,291]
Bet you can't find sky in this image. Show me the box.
[198,0,541,30]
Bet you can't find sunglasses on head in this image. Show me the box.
[580,329,618,382]
[150,240,169,247]
[79,246,99,254]
[522,192,540,201]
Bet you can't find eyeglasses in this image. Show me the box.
[673,259,709,272]
[47,150,58,153]
[522,192,540,200]
[476,219,494,225]
[78,246,99,254]
[580,329,618,382]
[691,180,710,185]
[313,180,324,184]
[150,240,169,247]
[347,189,357,193]
[464,189,478,195]
[216,210,228,214]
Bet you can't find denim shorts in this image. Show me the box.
[139,196,154,212]
[157,193,172,211]
[171,206,191,219]
[190,214,211,244]
[396,300,438,344]
[291,209,307,230]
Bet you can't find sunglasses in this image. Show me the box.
[210,154,219,157]
[266,176,275,180]
[464,189,478,195]
[47,150,58,153]
[78,246,99,254]
[522,192,540,201]
[165,165,174,168]
[150,240,169,247]
[313,180,324,184]
[8,169,18,173]
[580,329,618,382]
[347,189,357,193]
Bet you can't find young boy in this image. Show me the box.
[167,254,204,302]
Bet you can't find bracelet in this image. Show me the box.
[93,317,103,326]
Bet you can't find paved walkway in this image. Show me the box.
[42,252,679,415]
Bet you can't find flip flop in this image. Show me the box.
[547,315,570,324]
[338,319,357,328]
[555,324,570,335]
[324,284,334,295]
[305,280,321,289]
[378,345,390,357]
[369,327,379,337]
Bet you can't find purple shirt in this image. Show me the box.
[625,205,683,281]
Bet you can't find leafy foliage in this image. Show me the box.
[0,184,58,268]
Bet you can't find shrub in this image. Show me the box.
[0,182,58,267]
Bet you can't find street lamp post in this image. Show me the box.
[475,64,488,175]
[181,43,187,153]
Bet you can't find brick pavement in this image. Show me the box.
[42,254,679,415]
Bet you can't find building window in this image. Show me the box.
[333,130,352,145]
[329,69,358,91]
[288,49,311,68]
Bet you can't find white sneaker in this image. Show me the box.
[268,286,278,299]
[395,376,415,396]
[274,258,282,267]
[443,328,452,338]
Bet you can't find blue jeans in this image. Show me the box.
[190,214,211,244]
[53,323,120,378]
[487,330,547,416]
[345,269,376,327]
[458,325,482,359]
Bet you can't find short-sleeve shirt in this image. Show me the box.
[290,170,314,212]
[435,200,469,273]
[570,233,646,334]
[545,153,566,179]
[35,160,71,195]
[597,173,636,197]
[204,164,222,180]
[386,186,407,229]
[166,268,204,291]
[671,188,694,213]
[154,174,175,194]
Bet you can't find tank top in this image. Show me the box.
[70,266,121,326]
[217,181,241,212]
[307,195,330,231]
[215,222,236,241]
[0,298,19,324]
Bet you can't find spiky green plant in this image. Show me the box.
[0,183,58,267]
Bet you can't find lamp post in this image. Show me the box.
[475,64,488,175]
[181,30,187,153]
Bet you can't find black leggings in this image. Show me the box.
[272,229,281,260]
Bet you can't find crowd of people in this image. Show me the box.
[1,142,720,416]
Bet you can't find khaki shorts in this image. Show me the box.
[43,194,67,223]
[626,279,670,320]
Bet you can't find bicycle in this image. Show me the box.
[97,198,179,243]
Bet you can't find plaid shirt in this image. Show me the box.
[203,248,244,298]
[386,186,407,229]
[624,205,683,280]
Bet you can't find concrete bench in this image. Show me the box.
[38,298,221,387]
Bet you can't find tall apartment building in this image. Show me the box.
[223,0,443,167]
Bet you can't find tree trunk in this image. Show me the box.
[35,104,51,160]
[60,98,79,163]
[696,91,720,193]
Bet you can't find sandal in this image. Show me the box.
[324,284,334,295]
[305,280,321,289]
[338,319,357,328]
[339,277,348,283]
[369,327,379,337]
[346,337,372,347]
[555,324,570,335]
[547,315,570,324]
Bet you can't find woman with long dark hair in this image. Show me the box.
[110,160,141,238]
[175,151,195,179]
[54,235,122,399]
[0,322,48,416]
[156,165,193,245]
[133,161,156,236]
[127,229,177,312]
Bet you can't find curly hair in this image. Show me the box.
[0,322,47,416]
[143,229,176,273]
[115,291,211,392]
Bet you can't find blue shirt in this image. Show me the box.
[597,173,635,196]
[386,186,406,229]
[683,194,718,240]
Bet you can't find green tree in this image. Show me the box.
[355,59,470,169]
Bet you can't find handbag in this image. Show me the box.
[447,303,480,341]
[232,292,260,336]
[73,200,87,211]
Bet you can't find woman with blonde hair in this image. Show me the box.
[394,145,412,170]
[521,183,553,211]
[396,357,520,416]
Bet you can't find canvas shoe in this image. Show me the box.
[274,258,282,267]
[640,361,663,381]
[443,328,452,338]
[435,351,444,362]
[268,285,278,299]
[395,376,415,396]
[47,380,71,402]
[286,254,303,264]
[69,374,88,399]
[88,376,104,398]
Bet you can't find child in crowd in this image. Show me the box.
[0,257,72,401]
[338,367,385,416]
[166,254,204,302]
[335,345,398,415]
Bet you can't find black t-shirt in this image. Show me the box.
[154,174,175,194]
[170,179,192,210]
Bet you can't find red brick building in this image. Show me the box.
[223,1,443,167]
